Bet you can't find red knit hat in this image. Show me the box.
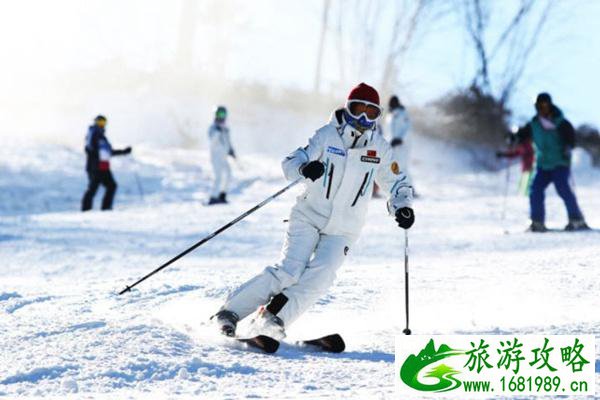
[347,82,380,106]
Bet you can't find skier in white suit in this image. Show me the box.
[208,105,236,205]
[212,83,414,338]
[386,95,413,186]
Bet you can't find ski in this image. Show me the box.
[236,335,280,354]
[298,333,345,353]
[504,227,600,235]
[527,228,599,234]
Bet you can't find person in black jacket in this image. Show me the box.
[81,115,132,211]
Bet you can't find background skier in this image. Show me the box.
[212,83,414,338]
[208,106,235,205]
[516,93,589,231]
[496,136,535,195]
[386,95,413,188]
[81,115,132,211]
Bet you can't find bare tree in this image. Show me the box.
[497,0,553,103]
[460,0,555,104]
[330,0,382,88]
[169,108,200,148]
[314,0,332,93]
[320,0,444,95]
[380,0,436,95]
[356,2,383,80]
[175,0,199,72]
[464,0,491,92]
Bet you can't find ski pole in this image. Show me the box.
[500,131,515,232]
[118,178,302,295]
[133,171,145,202]
[232,155,244,172]
[126,157,145,202]
[500,157,511,234]
[402,228,411,335]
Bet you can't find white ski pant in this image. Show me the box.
[222,217,353,326]
[210,154,231,197]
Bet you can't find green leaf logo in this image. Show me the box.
[400,339,465,392]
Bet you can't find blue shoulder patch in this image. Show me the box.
[327,146,346,156]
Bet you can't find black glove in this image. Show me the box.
[395,207,414,229]
[495,150,506,158]
[229,149,236,158]
[113,146,132,156]
[301,161,325,181]
[390,138,403,147]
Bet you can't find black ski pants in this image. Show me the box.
[81,170,117,211]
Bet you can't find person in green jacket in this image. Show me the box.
[516,93,589,232]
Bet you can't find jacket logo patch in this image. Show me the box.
[367,150,377,157]
[361,156,380,164]
[391,161,400,175]
[327,146,346,156]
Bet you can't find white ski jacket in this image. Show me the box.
[208,123,233,161]
[387,107,411,142]
[282,110,413,238]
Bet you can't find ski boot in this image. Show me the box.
[207,192,227,205]
[211,310,239,337]
[249,306,286,340]
[565,219,590,231]
[207,196,220,205]
[527,220,548,233]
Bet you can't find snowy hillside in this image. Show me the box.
[0,135,599,399]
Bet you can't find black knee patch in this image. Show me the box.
[266,293,288,315]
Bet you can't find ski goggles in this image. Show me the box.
[216,110,227,120]
[346,100,382,122]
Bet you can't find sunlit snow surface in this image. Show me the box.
[0,136,598,399]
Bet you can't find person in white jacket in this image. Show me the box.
[386,96,413,186]
[212,83,414,338]
[208,106,236,205]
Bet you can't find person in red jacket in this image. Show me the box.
[496,138,535,195]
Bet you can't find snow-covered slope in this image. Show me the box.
[0,135,599,399]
